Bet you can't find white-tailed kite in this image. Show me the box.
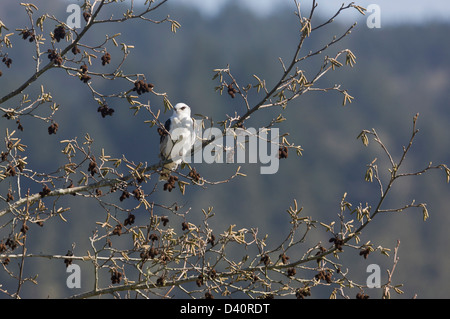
[159,103,195,180]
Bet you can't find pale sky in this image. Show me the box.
[171,0,450,24]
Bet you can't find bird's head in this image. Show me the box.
[173,103,191,119]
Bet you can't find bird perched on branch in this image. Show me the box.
[159,103,195,180]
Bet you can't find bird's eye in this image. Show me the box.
[181,106,186,110]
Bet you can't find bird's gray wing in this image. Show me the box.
[159,118,172,159]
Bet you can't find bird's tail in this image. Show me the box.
[159,162,178,181]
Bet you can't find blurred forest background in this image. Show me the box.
[1,0,450,298]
